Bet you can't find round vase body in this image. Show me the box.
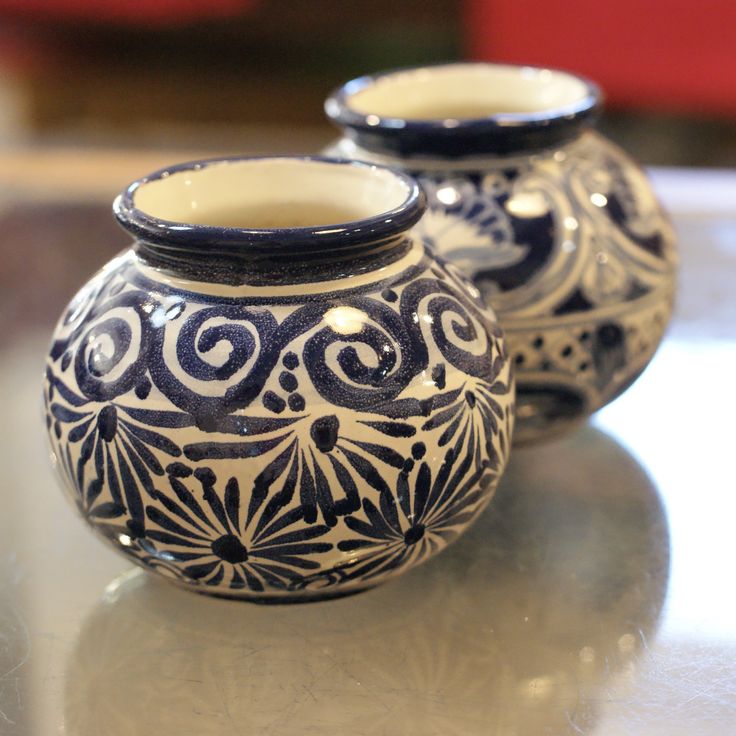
[43,156,514,601]
[326,64,677,442]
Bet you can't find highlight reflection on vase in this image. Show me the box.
[64,426,669,736]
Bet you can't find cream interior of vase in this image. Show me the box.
[346,64,591,120]
[133,158,412,229]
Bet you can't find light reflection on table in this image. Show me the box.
[596,338,736,641]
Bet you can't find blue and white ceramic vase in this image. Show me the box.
[43,156,515,601]
[325,63,677,443]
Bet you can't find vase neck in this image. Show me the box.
[113,156,425,286]
[330,135,584,173]
[133,232,413,287]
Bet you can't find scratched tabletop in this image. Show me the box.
[0,150,734,735]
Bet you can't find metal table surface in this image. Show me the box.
[0,156,734,735]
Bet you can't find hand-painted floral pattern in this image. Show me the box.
[46,376,179,535]
[335,422,494,584]
[143,464,334,591]
[45,243,514,599]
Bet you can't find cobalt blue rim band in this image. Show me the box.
[325,63,603,158]
[112,155,426,256]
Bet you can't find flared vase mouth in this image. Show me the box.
[113,155,425,258]
[325,62,602,158]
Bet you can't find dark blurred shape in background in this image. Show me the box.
[0,1,459,150]
[0,0,734,167]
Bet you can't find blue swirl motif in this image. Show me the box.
[44,251,513,596]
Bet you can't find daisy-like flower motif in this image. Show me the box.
[335,417,496,584]
[241,369,488,532]
[238,410,426,530]
[420,354,512,469]
[141,464,333,592]
[46,370,181,536]
[331,349,512,586]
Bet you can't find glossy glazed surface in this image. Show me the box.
[0,162,733,734]
[327,66,676,442]
[43,157,514,600]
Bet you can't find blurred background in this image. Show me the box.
[1,0,734,328]
[2,0,734,335]
[1,0,735,170]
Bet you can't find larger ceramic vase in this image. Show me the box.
[325,63,677,443]
[43,155,515,602]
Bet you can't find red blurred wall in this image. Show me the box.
[466,0,736,116]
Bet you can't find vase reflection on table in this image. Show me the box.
[325,62,678,442]
[64,427,670,736]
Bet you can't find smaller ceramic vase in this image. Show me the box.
[43,155,514,602]
[325,63,677,442]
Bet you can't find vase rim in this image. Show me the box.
[113,155,425,257]
[325,62,602,157]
